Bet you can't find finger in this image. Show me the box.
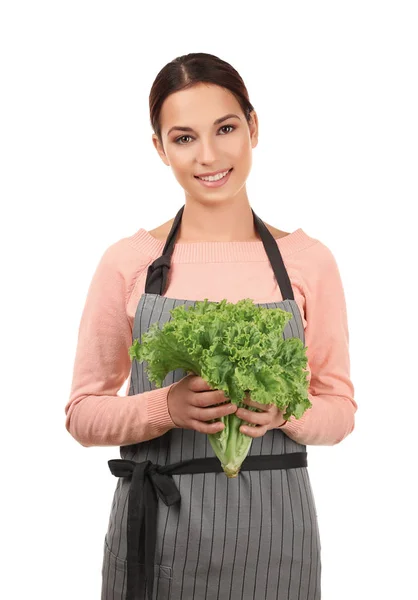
[191,419,225,434]
[196,389,229,407]
[189,375,212,392]
[193,402,237,422]
[239,423,268,438]
[236,407,270,426]
[243,397,272,411]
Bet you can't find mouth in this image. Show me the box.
[194,168,233,188]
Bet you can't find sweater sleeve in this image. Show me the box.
[64,240,178,448]
[280,242,357,445]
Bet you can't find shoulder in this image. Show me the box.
[303,236,340,273]
[264,223,292,239]
[285,233,344,298]
[91,231,155,299]
[147,219,175,241]
[281,226,336,264]
[98,233,151,268]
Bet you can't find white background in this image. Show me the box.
[1,1,417,598]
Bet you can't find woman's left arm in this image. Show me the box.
[280,241,358,446]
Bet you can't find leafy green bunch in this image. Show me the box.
[129,298,311,477]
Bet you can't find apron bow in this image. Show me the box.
[107,458,181,600]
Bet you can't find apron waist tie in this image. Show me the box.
[108,451,308,600]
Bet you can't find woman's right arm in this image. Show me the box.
[64,240,178,448]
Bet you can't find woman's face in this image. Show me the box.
[153,83,258,204]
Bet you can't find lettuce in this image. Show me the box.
[129,298,311,477]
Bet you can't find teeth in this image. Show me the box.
[199,169,230,182]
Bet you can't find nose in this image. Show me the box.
[196,136,218,165]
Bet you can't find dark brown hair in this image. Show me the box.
[149,52,255,147]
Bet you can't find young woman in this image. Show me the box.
[65,52,357,600]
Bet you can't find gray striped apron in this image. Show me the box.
[101,206,322,600]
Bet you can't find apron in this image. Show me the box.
[101,205,322,600]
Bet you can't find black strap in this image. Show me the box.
[144,205,184,296]
[251,212,295,300]
[145,205,294,300]
[108,452,307,600]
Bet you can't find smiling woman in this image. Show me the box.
[66,51,356,600]
[150,81,258,233]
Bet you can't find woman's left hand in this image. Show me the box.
[235,396,287,438]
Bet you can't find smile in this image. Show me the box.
[194,168,233,188]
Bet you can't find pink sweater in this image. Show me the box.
[65,226,357,448]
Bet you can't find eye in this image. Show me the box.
[219,125,235,134]
[175,135,193,145]
[174,124,236,145]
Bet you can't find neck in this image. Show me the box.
[178,198,259,243]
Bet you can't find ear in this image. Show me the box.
[152,134,170,167]
[248,110,259,149]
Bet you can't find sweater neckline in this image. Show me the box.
[129,227,315,263]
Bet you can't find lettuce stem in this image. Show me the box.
[208,412,253,478]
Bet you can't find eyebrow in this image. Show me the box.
[167,113,241,136]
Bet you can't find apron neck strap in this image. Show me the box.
[145,205,294,300]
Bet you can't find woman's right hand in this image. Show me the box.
[167,373,237,433]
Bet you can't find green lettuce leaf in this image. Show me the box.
[129,298,311,477]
